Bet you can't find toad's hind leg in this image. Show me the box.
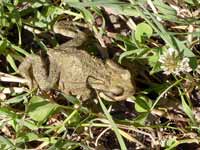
[18,55,37,89]
[32,55,60,90]
[19,55,60,90]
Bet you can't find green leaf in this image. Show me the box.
[119,50,137,63]
[154,0,177,16]
[188,57,197,70]
[0,39,7,54]
[165,137,177,149]
[48,139,90,150]
[27,96,59,124]
[119,48,148,63]
[135,96,152,112]
[17,119,38,130]
[148,48,162,74]
[61,94,80,104]
[66,111,81,125]
[5,93,29,104]
[16,132,39,143]
[134,112,149,125]
[0,136,15,149]
[135,22,153,43]
[6,54,18,72]
[78,7,94,24]
[0,107,17,118]
[178,88,196,125]
[184,0,196,5]
[9,42,30,56]
[103,5,139,16]
[57,110,80,133]
[31,0,49,8]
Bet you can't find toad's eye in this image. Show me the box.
[121,71,131,80]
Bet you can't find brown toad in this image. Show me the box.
[18,22,135,101]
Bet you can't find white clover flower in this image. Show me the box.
[178,57,192,73]
[168,47,176,56]
[159,48,179,75]
[159,48,192,75]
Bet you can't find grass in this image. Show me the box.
[0,0,200,149]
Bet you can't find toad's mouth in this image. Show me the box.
[99,90,133,101]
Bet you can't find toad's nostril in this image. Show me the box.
[110,86,124,96]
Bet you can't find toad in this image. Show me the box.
[18,21,135,101]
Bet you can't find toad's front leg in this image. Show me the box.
[18,55,60,91]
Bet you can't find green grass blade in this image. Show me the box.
[99,98,127,150]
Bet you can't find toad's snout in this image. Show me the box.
[109,86,124,96]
